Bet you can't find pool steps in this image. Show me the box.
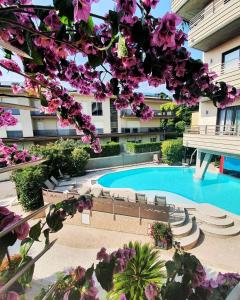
[170,209,201,250]
[193,204,240,238]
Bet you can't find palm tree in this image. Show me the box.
[107,242,166,300]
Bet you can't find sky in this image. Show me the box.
[0,0,203,95]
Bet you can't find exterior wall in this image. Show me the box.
[191,111,199,126]
[74,94,111,134]
[66,211,155,236]
[204,36,240,66]
[188,0,240,51]
[199,100,218,126]
[86,152,159,170]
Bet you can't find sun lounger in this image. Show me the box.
[155,196,166,206]
[59,169,71,180]
[91,184,103,197]
[50,176,77,187]
[136,193,147,203]
[44,179,74,192]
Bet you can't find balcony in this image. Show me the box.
[120,109,175,119]
[171,0,212,20]
[121,127,161,134]
[188,0,240,51]
[209,59,240,88]
[33,129,77,137]
[183,125,240,157]
[31,111,57,118]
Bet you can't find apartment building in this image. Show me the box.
[172,0,240,178]
[0,84,176,147]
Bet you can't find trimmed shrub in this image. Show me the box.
[83,142,121,158]
[161,139,183,164]
[126,142,161,153]
[175,120,186,134]
[11,165,48,211]
[71,148,90,175]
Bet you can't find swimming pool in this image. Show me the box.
[98,167,240,215]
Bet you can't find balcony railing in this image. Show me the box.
[188,0,240,50]
[33,129,77,137]
[185,125,240,136]
[120,109,175,118]
[209,59,240,88]
[121,127,162,134]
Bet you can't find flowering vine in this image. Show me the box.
[0,0,238,155]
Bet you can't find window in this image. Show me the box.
[4,108,20,115]
[150,137,157,142]
[222,47,240,72]
[92,102,103,116]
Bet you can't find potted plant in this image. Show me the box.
[150,222,173,250]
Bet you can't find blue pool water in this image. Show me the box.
[98,167,240,215]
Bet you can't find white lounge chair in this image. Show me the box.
[50,176,77,187]
[44,179,74,192]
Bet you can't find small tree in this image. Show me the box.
[175,120,186,134]
[162,139,184,165]
[12,165,48,211]
[108,242,165,300]
[71,148,90,175]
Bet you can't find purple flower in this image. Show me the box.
[116,0,137,15]
[142,0,159,9]
[145,283,158,300]
[43,10,61,30]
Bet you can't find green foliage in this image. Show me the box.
[108,242,165,300]
[71,147,90,175]
[161,139,184,164]
[175,120,186,134]
[11,165,47,211]
[151,223,172,244]
[30,139,89,176]
[159,102,177,112]
[83,142,121,158]
[126,142,161,153]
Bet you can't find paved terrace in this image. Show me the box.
[1,162,240,299]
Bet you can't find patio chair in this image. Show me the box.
[91,185,103,197]
[50,176,77,187]
[100,189,112,198]
[155,196,166,206]
[155,195,175,213]
[44,179,74,193]
[136,193,147,203]
[91,179,97,185]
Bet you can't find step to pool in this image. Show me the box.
[174,220,201,250]
[169,208,187,227]
[194,212,234,228]
[200,224,240,238]
[172,217,193,238]
[196,204,227,219]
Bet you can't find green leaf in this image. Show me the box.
[68,288,80,300]
[95,259,115,291]
[29,221,42,241]
[46,209,63,232]
[85,264,94,281]
[60,15,70,25]
[40,94,48,107]
[81,16,94,35]
[117,34,128,58]
[88,53,105,68]
[43,228,50,245]
[165,260,176,278]
[0,232,17,264]
[18,256,35,288]
[54,0,74,21]
[20,237,33,257]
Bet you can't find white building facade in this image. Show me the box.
[172,0,240,178]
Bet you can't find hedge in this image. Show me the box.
[12,165,48,211]
[83,142,121,158]
[161,139,183,164]
[126,142,161,153]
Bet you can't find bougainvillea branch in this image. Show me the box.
[0,0,239,155]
